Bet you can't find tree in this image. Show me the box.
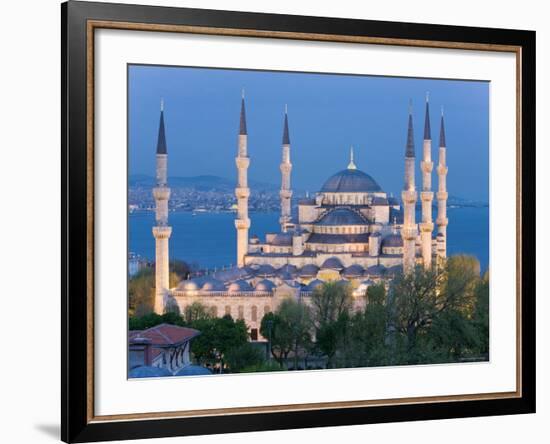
[260,311,292,367]
[190,315,248,370]
[345,283,389,367]
[128,260,191,316]
[225,343,265,373]
[388,255,484,364]
[278,298,313,370]
[310,282,353,368]
[184,301,212,323]
[128,311,186,330]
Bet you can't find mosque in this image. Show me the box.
[149,94,449,341]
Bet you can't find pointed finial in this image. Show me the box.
[405,102,415,158]
[156,100,167,155]
[239,92,247,135]
[439,107,446,147]
[285,103,288,114]
[282,106,290,144]
[241,88,245,99]
[408,99,413,114]
[160,98,164,112]
[347,145,357,170]
[424,93,431,140]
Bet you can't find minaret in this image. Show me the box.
[401,101,418,273]
[152,99,172,314]
[436,107,449,258]
[419,93,434,269]
[235,91,251,267]
[279,105,293,232]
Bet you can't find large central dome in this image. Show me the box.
[321,168,382,193]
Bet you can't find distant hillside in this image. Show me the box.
[129,174,278,192]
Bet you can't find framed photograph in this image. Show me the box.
[62,1,535,442]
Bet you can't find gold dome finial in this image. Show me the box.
[347,145,357,170]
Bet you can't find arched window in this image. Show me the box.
[251,306,257,322]
[238,305,244,319]
[264,305,271,316]
[211,306,218,317]
[225,305,231,316]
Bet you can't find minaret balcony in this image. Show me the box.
[279,189,293,199]
[419,222,434,233]
[436,191,448,200]
[235,187,250,199]
[401,190,417,204]
[235,157,250,169]
[234,218,251,230]
[437,165,448,175]
[436,217,448,227]
[420,161,434,173]
[280,163,292,174]
[153,187,171,200]
[401,226,417,241]
[420,191,434,202]
[152,226,172,239]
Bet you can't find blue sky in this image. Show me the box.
[128,65,489,202]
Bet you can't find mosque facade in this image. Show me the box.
[148,95,449,341]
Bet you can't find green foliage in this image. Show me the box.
[184,301,213,323]
[225,343,265,373]
[128,260,191,316]
[240,361,283,373]
[128,311,186,330]
[190,315,248,366]
[310,281,353,368]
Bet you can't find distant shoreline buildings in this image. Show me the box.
[146,94,450,341]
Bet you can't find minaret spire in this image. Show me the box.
[239,91,247,136]
[420,93,434,269]
[235,93,251,267]
[279,105,293,232]
[347,146,357,170]
[152,100,172,313]
[436,108,449,260]
[401,100,418,273]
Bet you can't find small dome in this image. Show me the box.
[299,264,320,277]
[277,264,298,276]
[321,257,344,270]
[366,265,386,276]
[129,366,172,378]
[227,279,253,293]
[382,234,404,248]
[305,279,324,291]
[342,264,365,277]
[179,279,200,291]
[255,279,276,291]
[201,278,226,291]
[175,365,212,376]
[256,264,277,277]
[385,265,402,275]
[321,168,382,193]
[317,208,367,226]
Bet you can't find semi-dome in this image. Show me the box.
[342,264,365,277]
[299,264,320,277]
[178,279,200,291]
[256,264,277,277]
[317,208,367,226]
[305,279,324,291]
[321,168,382,193]
[320,257,344,270]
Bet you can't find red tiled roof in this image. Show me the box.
[129,323,200,347]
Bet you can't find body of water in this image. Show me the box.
[129,207,489,272]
